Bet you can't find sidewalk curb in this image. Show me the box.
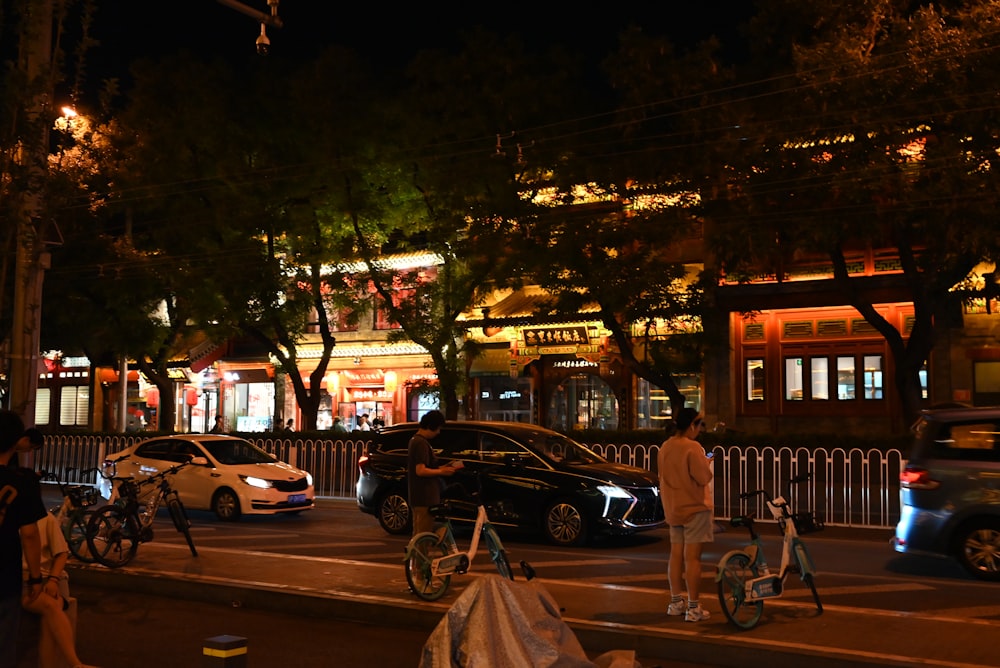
[70,565,919,668]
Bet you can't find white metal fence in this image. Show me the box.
[29,435,905,529]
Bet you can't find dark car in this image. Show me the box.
[893,406,1000,580]
[356,421,664,546]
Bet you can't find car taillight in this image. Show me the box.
[900,465,940,490]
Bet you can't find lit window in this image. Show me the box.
[59,386,90,427]
[35,388,51,426]
[863,355,883,400]
[746,359,765,401]
[785,358,804,401]
[837,357,856,400]
[811,358,829,400]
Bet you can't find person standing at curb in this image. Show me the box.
[658,407,713,622]
[0,411,47,668]
[406,410,459,537]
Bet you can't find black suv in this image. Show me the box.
[894,406,1000,580]
[356,421,664,546]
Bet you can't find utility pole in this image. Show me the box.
[9,0,54,425]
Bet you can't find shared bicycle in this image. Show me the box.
[716,471,824,629]
[403,475,516,601]
[86,459,199,568]
[43,468,103,563]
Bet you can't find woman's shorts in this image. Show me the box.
[669,510,714,544]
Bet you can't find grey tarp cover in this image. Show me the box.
[419,574,640,668]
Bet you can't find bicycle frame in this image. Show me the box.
[47,471,101,563]
[720,497,816,601]
[403,488,515,601]
[419,503,495,578]
[716,472,823,629]
[87,460,199,567]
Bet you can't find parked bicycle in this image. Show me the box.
[86,458,200,568]
[716,471,824,629]
[403,474,516,601]
[42,468,103,563]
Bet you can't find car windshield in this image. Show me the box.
[202,438,277,465]
[531,433,606,464]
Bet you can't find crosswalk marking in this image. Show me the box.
[512,558,629,568]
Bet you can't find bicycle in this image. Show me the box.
[42,468,104,563]
[403,475,515,601]
[716,471,824,629]
[86,459,199,568]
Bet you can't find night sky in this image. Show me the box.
[82,1,754,89]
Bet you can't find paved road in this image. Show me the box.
[30,494,1000,668]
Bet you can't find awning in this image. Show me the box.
[470,347,513,377]
[189,339,228,373]
[97,369,139,383]
[226,368,272,384]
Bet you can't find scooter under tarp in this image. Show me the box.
[419,574,640,668]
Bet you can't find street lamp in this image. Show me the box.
[216,0,283,54]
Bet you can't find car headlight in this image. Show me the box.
[239,475,273,490]
[306,472,313,486]
[597,484,634,517]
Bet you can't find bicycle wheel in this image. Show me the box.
[167,498,198,557]
[404,533,450,601]
[717,552,764,629]
[484,528,513,581]
[65,510,96,563]
[87,506,140,568]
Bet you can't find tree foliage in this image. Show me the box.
[349,32,585,419]
[700,0,1000,425]
[514,27,726,416]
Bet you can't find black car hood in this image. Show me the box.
[567,462,658,487]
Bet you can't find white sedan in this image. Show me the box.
[107,434,314,521]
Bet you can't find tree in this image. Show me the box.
[516,27,727,419]
[0,0,97,413]
[349,32,586,420]
[701,0,1000,426]
[104,49,382,431]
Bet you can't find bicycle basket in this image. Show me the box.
[67,485,100,508]
[116,479,140,500]
[791,512,824,534]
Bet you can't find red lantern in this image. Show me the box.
[186,388,198,406]
[145,387,160,407]
[383,371,397,394]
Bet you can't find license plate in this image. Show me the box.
[288,494,306,504]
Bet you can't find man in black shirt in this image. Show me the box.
[0,410,46,668]
[406,410,459,537]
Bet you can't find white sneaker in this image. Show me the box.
[685,606,710,622]
[667,600,688,616]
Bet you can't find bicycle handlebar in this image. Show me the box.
[133,460,193,488]
[739,470,813,504]
[108,459,194,502]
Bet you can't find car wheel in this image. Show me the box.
[955,518,1000,581]
[377,492,411,535]
[544,499,587,547]
[212,488,242,522]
